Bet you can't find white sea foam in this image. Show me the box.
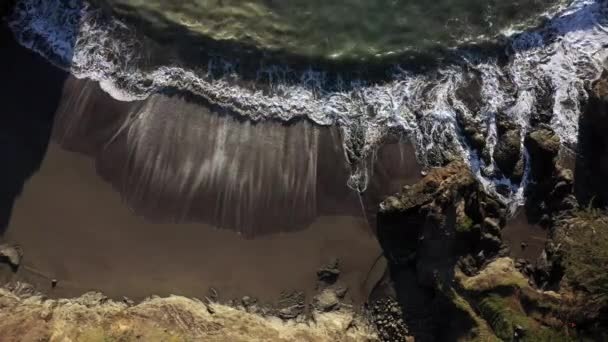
[7,0,608,207]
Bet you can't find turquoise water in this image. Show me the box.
[106,0,565,61]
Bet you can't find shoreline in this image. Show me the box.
[0,22,422,311]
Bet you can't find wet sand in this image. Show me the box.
[6,143,381,303]
[52,77,366,236]
[501,208,548,261]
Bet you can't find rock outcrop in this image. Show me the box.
[576,69,608,207]
[378,160,507,287]
[376,161,511,340]
[493,115,524,183]
[524,126,577,225]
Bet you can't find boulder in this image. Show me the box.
[525,128,560,181]
[316,258,340,284]
[493,128,523,182]
[0,244,22,270]
[277,291,305,320]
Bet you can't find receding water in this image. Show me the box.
[106,0,564,61]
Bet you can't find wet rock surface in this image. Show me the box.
[493,115,523,182]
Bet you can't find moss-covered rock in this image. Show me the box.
[459,258,529,293]
[478,294,573,341]
[454,258,575,341]
[445,287,501,342]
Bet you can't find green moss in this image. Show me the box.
[446,288,501,342]
[456,214,475,234]
[478,294,573,342]
[459,258,528,293]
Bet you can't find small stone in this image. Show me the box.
[420,170,428,177]
[390,306,400,315]
[51,279,58,288]
[122,296,135,306]
[481,233,502,252]
[313,289,339,312]
[520,242,528,249]
[208,287,219,301]
[475,250,486,263]
[483,217,501,235]
[317,258,341,284]
[278,305,304,320]
[540,214,551,227]
[241,296,256,307]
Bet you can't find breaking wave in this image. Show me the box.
[6,0,608,207]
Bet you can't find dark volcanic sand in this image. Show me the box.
[0,24,423,306]
[6,142,381,303]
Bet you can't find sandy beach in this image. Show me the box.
[0,22,424,307]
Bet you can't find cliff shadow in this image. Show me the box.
[574,71,608,207]
[0,16,75,234]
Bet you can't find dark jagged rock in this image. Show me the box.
[378,161,507,287]
[493,116,523,182]
[276,291,305,320]
[576,70,608,207]
[525,127,560,181]
[241,295,257,308]
[458,114,486,151]
[316,258,340,285]
[377,161,514,340]
[524,126,576,224]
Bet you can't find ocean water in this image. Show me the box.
[6,0,608,208]
[104,0,563,60]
